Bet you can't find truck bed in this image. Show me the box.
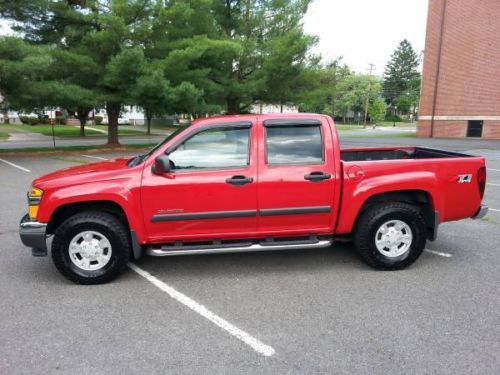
[335,146,485,234]
[340,146,472,162]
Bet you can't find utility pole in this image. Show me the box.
[363,63,375,127]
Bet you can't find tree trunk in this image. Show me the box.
[280,100,284,113]
[76,107,91,137]
[106,102,121,145]
[78,117,86,136]
[226,98,240,114]
[146,111,152,135]
[2,109,9,124]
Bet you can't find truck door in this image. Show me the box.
[256,118,337,235]
[140,122,258,242]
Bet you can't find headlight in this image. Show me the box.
[28,187,43,220]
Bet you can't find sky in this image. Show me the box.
[1,0,429,76]
[304,0,429,76]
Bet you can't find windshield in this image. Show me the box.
[128,126,188,167]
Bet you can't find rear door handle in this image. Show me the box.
[304,171,331,182]
[226,175,254,186]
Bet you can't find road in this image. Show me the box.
[0,137,499,374]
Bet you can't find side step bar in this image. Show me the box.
[147,236,333,257]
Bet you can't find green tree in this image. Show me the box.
[368,97,387,123]
[209,0,315,113]
[0,37,98,132]
[383,39,421,114]
[337,74,384,123]
[0,0,157,144]
[133,67,203,134]
[297,58,352,115]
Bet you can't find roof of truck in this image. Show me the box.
[191,113,330,126]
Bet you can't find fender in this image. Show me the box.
[335,170,443,235]
[36,179,146,243]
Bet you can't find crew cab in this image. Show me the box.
[19,114,488,284]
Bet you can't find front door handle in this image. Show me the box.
[304,171,331,182]
[226,175,254,186]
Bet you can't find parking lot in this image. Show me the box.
[1,139,499,374]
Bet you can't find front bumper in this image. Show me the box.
[472,205,489,220]
[19,214,48,256]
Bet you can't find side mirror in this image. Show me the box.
[153,154,171,174]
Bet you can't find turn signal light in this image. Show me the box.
[29,187,43,197]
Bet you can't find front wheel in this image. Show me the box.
[354,203,427,270]
[51,211,130,284]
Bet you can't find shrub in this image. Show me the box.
[28,117,39,126]
[94,115,103,125]
[385,114,403,122]
[19,116,30,124]
[38,114,49,124]
[55,115,67,125]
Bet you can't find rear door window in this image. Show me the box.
[265,124,323,165]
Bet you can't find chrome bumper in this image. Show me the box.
[19,214,48,256]
[472,205,488,220]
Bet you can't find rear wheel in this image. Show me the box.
[51,211,130,284]
[354,203,427,270]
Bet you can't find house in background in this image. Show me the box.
[419,0,500,139]
[250,102,299,114]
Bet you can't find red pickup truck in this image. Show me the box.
[20,114,488,284]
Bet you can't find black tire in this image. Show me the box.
[51,211,130,284]
[353,202,427,270]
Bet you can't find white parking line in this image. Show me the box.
[81,155,108,160]
[487,183,500,187]
[424,249,452,258]
[487,168,500,172]
[0,158,31,173]
[128,263,275,357]
[489,208,500,212]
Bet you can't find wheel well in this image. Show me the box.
[46,201,130,235]
[357,190,437,239]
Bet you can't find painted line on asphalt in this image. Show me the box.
[489,208,500,212]
[487,168,500,172]
[0,158,31,173]
[424,249,452,258]
[128,263,275,357]
[81,154,108,160]
[487,183,500,187]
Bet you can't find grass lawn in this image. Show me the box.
[91,125,150,135]
[0,123,153,137]
[151,124,186,132]
[335,124,365,131]
[0,143,153,154]
[373,121,417,128]
[0,124,31,133]
[0,130,10,140]
[344,131,417,138]
[0,124,102,136]
[335,121,416,129]
[32,125,103,136]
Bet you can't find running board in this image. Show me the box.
[147,237,333,257]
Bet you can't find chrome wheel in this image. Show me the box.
[68,231,112,271]
[375,220,413,258]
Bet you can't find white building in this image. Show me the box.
[250,102,299,114]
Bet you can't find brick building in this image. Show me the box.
[418,0,500,139]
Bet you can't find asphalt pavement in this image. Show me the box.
[0,136,499,374]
